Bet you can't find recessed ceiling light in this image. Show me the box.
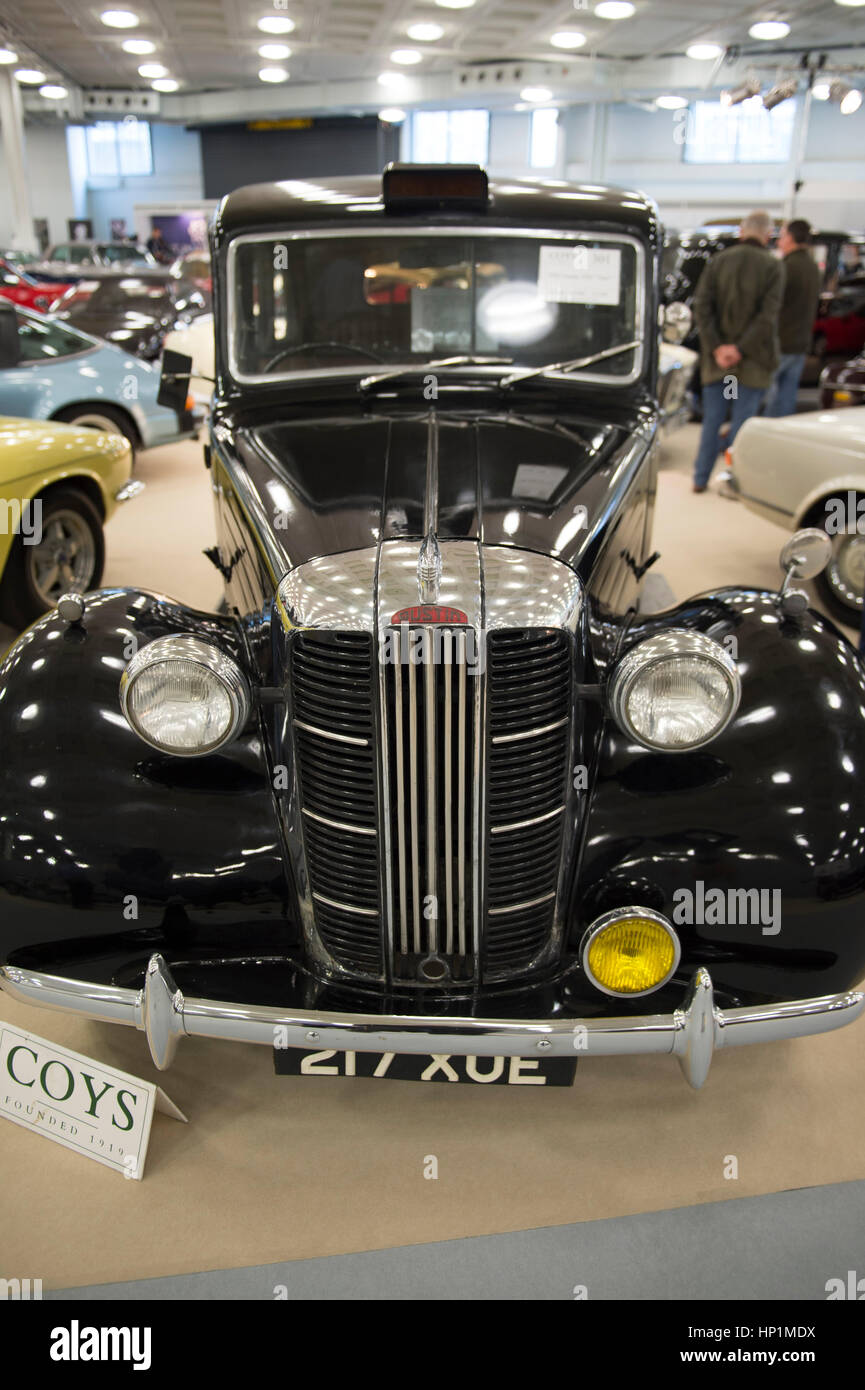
[122,38,155,54]
[257,15,295,33]
[594,2,635,18]
[39,84,68,99]
[151,77,178,92]
[521,86,552,102]
[0,47,17,64]
[100,10,140,27]
[258,43,291,59]
[749,20,790,40]
[377,70,407,88]
[407,22,444,40]
[656,94,688,109]
[686,43,723,60]
[14,69,46,84]
[138,63,166,78]
[379,107,407,123]
[391,48,422,64]
[551,31,586,49]
[812,81,831,99]
[834,0,865,6]
[258,66,289,83]
[435,0,475,8]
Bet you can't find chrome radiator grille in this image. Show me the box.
[383,628,478,979]
[290,626,572,983]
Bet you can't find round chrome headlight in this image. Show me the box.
[609,629,741,752]
[120,636,251,756]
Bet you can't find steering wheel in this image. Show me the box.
[262,340,385,373]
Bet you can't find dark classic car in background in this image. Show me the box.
[50,269,211,361]
[821,350,865,408]
[28,240,157,285]
[1,167,863,1091]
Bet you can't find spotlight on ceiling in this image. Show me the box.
[14,68,46,84]
[812,81,831,100]
[100,10,139,27]
[257,15,295,34]
[406,22,444,40]
[390,49,422,64]
[749,20,791,40]
[830,79,863,113]
[763,76,798,109]
[378,107,407,123]
[122,39,155,54]
[151,77,178,92]
[721,76,761,106]
[520,86,553,102]
[138,63,167,78]
[551,31,587,49]
[655,94,688,109]
[258,67,289,83]
[595,2,636,17]
[39,84,68,99]
[259,44,291,59]
[686,43,723,61]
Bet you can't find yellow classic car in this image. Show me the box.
[0,414,140,629]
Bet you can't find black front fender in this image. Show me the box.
[575,589,865,1002]
[0,589,294,982]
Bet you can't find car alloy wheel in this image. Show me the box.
[826,531,865,614]
[26,509,97,608]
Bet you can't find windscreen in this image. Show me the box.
[229,232,641,383]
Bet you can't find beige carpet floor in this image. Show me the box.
[0,425,861,1289]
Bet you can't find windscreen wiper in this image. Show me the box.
[500,340,641,390]
[358,355,512,392]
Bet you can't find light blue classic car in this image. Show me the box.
[0,305,196,455]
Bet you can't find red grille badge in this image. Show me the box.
[390,605,468,626]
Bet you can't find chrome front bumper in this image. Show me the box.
[1,955,862,1089]
[115,480,146,503]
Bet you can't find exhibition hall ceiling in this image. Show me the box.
[0,0,863,94]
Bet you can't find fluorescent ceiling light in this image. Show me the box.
[100,10,139,27]
[257,16,295,33]
[258,43,291,59]
[138,63,166,78]
[390,49,422,64]
[378,107,406,123]
[656,94,688,109]
[14,68,46,83]
[749,20,790,40]
[259,67,289,82]
[151,77,178,91]
[407,22,444,40]
[39,84,67,99]
[594,2,636,18]
[377,71,407,88]
[686,43,723,60]
[551,31,587,48]
[521,86,552,102]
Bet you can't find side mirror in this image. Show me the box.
[662,301,692,345]
[157,348,193,412]
[0,301,20,368]
[777,527,833,616]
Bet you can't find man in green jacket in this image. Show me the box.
[764,219,821,417]
[691,210,784,491]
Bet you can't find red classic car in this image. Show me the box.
[0,259,72,312]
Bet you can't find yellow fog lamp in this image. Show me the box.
[581,908,681,997]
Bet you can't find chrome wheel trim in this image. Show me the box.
[26,509,97,607]
[826,532,865,612]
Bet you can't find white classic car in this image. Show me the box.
[161,312,214,407]
[727,406,865,623]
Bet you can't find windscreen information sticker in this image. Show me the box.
[539,245,622,305]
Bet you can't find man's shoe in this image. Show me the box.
[693,483,707,493]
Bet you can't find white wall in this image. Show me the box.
[83,123,204,238]
[0,122,76,246]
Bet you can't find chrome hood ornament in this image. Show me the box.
[417,531,442,603]
[417,406,442,603]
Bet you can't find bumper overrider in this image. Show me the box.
[1,955,862,1089]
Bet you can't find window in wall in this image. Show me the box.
[529,108,559,169]
[84,120,153,178]
[683,98,796,164]
[410,109,489,165]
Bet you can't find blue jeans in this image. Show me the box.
[764,352,807,417]
[693,380,765,489]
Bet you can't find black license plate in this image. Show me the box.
[274,1047,577,1086]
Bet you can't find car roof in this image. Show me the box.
[214,173,660,242]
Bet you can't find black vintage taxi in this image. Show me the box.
[1,165,863,1089]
